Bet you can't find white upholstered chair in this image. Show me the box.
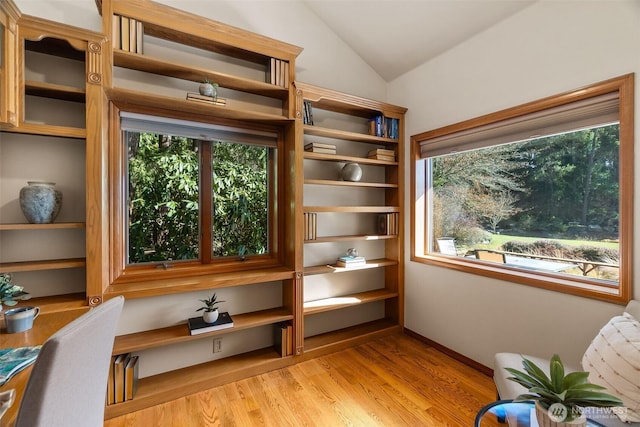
[14,296,124,427]
[493,299,640,427]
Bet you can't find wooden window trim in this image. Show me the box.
[108,101,283,286]
[410,74,634,304]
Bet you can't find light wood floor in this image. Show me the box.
[104,333,497,426]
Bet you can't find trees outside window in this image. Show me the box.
[411,74,633,303]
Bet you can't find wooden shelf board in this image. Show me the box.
[4,122,86,139]
[304,258,397,276]
[295,81,408,118]
[25,80,85,103]
[305,234,397,243]
[302,319,401,358]
[304,206,399,213]
[108,87,291,124]
[303,151,398,166]
[303,288,398,316]
[24,38,85,61]
[10,293,88,314]
[304,125,398,144]
[104,346,295,419]
[0,222,85,230]
[304,179,397,188]
[103,267,296,300]
[113,307,293,354]
[0,258,86,273]
[114,50,289,100]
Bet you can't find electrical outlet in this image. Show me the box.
[213,338,222,353]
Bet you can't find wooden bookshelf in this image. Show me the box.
[303,258,397,276]
[303,151,398,166]
[113,307,293,354]
[0,222,85,230]
[303,289,398,316]
[304,179,397,188]
[0,257,86,273]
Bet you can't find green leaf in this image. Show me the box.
[549,355,565,393]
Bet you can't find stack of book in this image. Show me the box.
[187,312,234,336]
[107,353,139,405]
[267,58,289,88]
[368,148,395,161]
[336,255,366,268]
[274,322,293,357]
[112,15,143,54]
[186,92,227,106]
[377,213,399,235]
[302,100,314,125]
[303,212,317,240]
[304,142,336,154]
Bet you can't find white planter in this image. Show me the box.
[202,309,219,324]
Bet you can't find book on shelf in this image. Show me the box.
[0,345,41,387]
[186,93,227,106]
[368,154,395,162]
[368,148,395,157]
[368,116,400,139]
[303,100,314,125]
[305,142,336,150]
[267,58,289,88]
[113,15,144,53]
[377,213,399,236]
[336,255,366,267]
[124,355,139,401]
[187,312,234,336]
[120,16,130,52]
[113,353,128,404]
[304,147,336,154]
[304,212,317,240]
[108,352,139,405]
[274,322,293,357]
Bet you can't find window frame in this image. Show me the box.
[410,74,634,304]
[108,102,285,285]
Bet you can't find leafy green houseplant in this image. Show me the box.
[196,293,225,323]
[506,354,624,425]
[0,273,30,311]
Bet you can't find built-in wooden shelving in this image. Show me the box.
[25,80,85,102]
[303,124,398,144]
[303,151,398,166]
[304,179,397,188]
[303,289,398,316]
[303,258,397,276]
[113,307,293,354]
[0,257,86,273]
[0,222,85,230]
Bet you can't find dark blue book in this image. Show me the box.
[187,312,234,336]
[0,345,41,386]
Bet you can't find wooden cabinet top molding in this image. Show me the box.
[96,0,303,62]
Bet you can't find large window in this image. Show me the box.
[111,110,281,282]
[411,74,633,303]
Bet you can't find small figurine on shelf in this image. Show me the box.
[0,273,31,311]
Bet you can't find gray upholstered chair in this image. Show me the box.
[14,296,124,427]
[493,299,640,427]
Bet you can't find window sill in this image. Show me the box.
[410,254,629,305]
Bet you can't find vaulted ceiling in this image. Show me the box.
[303,0,536,81]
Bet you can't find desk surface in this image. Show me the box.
[0,309,88,426]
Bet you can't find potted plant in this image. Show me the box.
[196,293,225,323]
[198,79,218,98]
[0,273,31,311]
[506,354,624,426]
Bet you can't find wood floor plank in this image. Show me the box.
[104,333,497,426]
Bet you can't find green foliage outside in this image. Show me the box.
[432,124,620,273]
[127,132,269,264]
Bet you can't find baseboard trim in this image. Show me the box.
[403,328,494,377]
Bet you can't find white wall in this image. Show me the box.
[389,0,640,369]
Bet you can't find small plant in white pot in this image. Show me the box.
[198,79,218,98]
[196,293,225,324]
[506,354,623,426]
